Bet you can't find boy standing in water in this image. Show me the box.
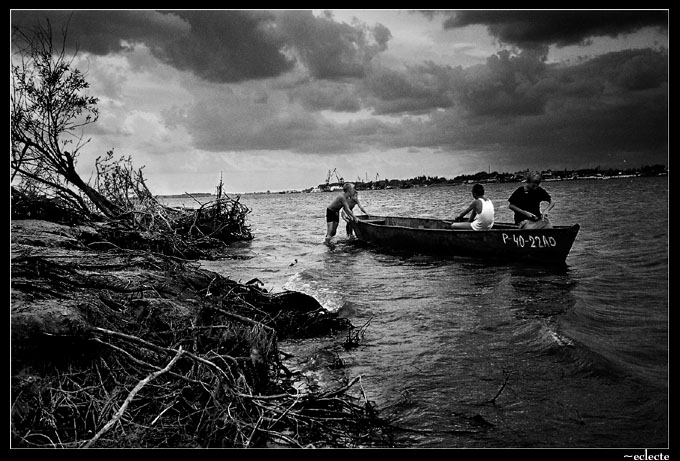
[341,187,368,239]
[451,183,495,230]
[325,183,358,244]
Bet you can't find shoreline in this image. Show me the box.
[10,218,394,448]
[170,171,668,197]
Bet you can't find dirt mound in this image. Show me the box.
[11,219,393,448]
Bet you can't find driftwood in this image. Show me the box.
[10,219,394,448]
[13,154,254,260]
[82,347,186,448]
[91,157,251,259]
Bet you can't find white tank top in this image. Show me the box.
[470,198,494,231]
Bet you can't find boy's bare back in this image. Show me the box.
[328,193,348,212]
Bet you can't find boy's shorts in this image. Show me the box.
[326,208,340,223]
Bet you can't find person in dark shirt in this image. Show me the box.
[508,171,555,227]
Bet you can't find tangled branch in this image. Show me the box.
[10,238,387,448]
[82,347,185,448]
[88,153,252,259]
[12,324,392,448]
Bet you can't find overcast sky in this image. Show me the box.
[11,9,668,194]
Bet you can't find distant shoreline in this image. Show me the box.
[159,168,667,198]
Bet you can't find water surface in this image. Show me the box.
[166,177,668,448]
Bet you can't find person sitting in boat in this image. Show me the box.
[451,183,495,230]
[341,187,368,239]
[508,171,555,229]
[325,183,358,244]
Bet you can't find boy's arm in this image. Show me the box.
[341,197,358,222]
[508,189,531,218]
[508,203,521,214]
[509,203,537,221]
[468,200,481,222]
[356,197,368,214]
[456,202,475,221]
[543,200,555,214]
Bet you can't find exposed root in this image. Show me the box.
[11,220,393,448]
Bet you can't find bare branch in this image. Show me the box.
[82,347,185,448]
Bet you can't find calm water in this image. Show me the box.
[165,177,668,448]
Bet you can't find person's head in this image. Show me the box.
[471,183,485,198]
[343,183,355,195]
[526,171,542,189]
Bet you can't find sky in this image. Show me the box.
[11,9,668,194]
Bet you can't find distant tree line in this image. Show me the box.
[450,164,668,184]
[352,164,667,190]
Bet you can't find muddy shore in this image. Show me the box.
[10,218,394,448]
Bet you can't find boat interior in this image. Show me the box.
[358,215,521,230]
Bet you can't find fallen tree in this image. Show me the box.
[12,18,251,259]
[92,155,254,259]
[11,17,396,448]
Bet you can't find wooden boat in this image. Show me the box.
[351,215,580,264]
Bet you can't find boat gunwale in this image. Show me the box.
[356,215,580,234]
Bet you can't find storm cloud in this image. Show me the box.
[11,10,190,55]
[442,10,668,49]
[370,46,668,162]
[153,10,296,83]
[275,10,391,80]
[361,62,457,115]
[158,41,666,164]
[11,10,392,84]
[287,80,363,112]
[10,9,668,191]
[11,10,296,83]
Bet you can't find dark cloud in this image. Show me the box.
[178,90,364,154]
[431,88,667,159]
[287,80,362,112]
[12,9,666,166]
[583,48,669,91]
[275,10,391,79]
[153,10,295,83]
[454,48,550,117]
[390,47,668,162]
[443,10,668,49]
[169,81,405,154]
[359,48,550,117]
[309,44,666,165]
[11,10,392,83]
[360,43,666,125]
[361,62,457,115]
[12,10,293,82]
[11,10,190,55]
[172,42,666,163]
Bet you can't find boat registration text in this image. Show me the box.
[502,233,557,248]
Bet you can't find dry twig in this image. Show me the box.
[83,347,185,448]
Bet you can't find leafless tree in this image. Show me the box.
[11,17,121,218]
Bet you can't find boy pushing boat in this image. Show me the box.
[325,183,358,244]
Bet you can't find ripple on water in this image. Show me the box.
[189,178,667,447]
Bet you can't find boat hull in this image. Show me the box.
[352,215,580,264]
